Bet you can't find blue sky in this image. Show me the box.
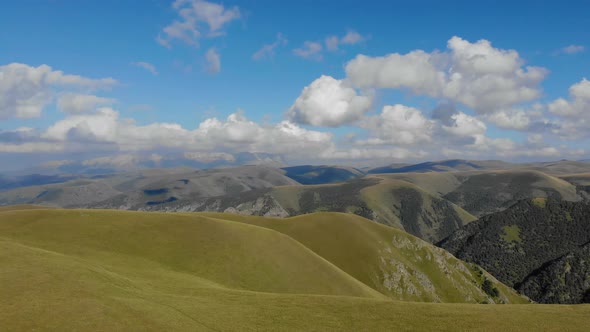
[0,0,589,170]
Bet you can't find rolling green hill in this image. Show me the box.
[199,211,521,303]
[0,207,516,304]
[385,170,581,217]
[0,204,54,212]
[3,165,584,248]
[158,177,477,243]
[2,206,590,330]
[359,176,476,242]
[559,173,590,201]
[0,208,379,298]
[442,171,580,216]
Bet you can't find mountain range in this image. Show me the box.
[2,157,590,330]
[1,160,589,245]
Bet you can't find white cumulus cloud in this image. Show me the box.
[2,106,336,162]
[345,36,548,113]
[548,78,590,116]
[43,107,120,143]
[442,112,487,139]
[484,109,531,130]
[359,104,433,145]
[57,93,115,114]
[0,63,116,119]
[158,0,240,47]
[287,75,373,127]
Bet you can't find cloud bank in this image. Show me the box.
[1,36,588,168]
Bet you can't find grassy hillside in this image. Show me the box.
[268,176,476,243]
[3,166,583,247]
[440,198,590,303]
[200,211,522,303]
[0,208,379,298]
[559,173,590,201]
[2,207,590,331]
[435,170,579,217]
[520,160,590,174]
[370,170,581,219]
[560,173,590,186]
[359,176,476,242]
[377,172,464,196]
[0,204,54,212]
[144,176,475,243]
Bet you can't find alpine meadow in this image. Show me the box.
[1,0,590,331]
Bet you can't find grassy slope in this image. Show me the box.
[2,207,590,331]
[360,177,476,241]
[270,177,476,243]
[0,204,55,212]
[201,211,523,304]
[560,173,590,185]
[377,172,463,196]
[440,170,580,217]
[271,185,305,212]
[3,239,588,331]
[521,160,590,174]
[382,170,579,198]
[0,208,379,298]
